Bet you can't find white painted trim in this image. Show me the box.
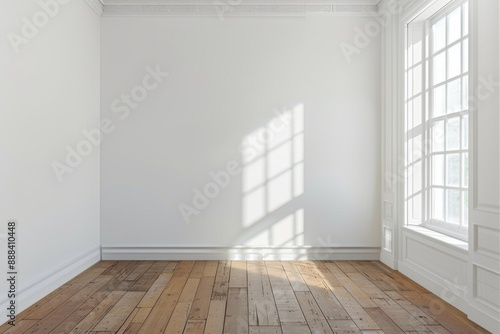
[85,0,104,16]
[101,246,381,260]
[468,303,500,334]
[0,246,100,314]
[398,260,470,314]
[101,4,378,16]
[380,248,397,269]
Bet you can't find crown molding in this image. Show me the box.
[100,0,379,16]
[85,0,105,16]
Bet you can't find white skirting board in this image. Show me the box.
[101,246,381,261]
[0,246,100,314]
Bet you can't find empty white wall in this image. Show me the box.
[100,16,381,259]
[0,0,101,311]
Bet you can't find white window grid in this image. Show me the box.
[405,0,470,240]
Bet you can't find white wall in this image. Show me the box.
[100,16,381,259]
[0,0,101,312]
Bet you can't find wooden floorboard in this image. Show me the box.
[2,261,490,334]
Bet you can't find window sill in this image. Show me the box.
[404,225,469,253]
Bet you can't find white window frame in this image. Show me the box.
[405,0,471,242]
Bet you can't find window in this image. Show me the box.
[405,0,470,241]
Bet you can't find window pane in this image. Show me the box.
[462,76,469,110]
[448,7,462,44]
[463,153,469,187]
[446,117,460,150]
[407,69,413,98]
[433,85,446,117]
[462,115,469,149]
[447,78,462,113]
[406,99,413,132]
[413,96,422,127]
[447,189,461,223]
[463,3,469,36]
[433,52,446,84]
[463,38,469,73]
[447,153,460,186]
[433,17,446,52]
[413,65,422,95]
[432,120,445,152]
[448,43,461,79]
[432,188,444,221]
[432,154,445,186]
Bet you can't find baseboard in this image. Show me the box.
[0,246,100,314]
[467,304,500,334]
[398,260,469,314]
[380,249,398,269]
[101,246,381,261]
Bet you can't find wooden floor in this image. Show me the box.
[0,261,490,334]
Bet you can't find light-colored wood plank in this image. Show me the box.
[364,307,404,334]
[336,275,377,308]
[132,307,151,324]
[265,264,306,325]
[335,261,358,274]
[116,308,139,334]
[425,325,453,334]
[137,273,172,308]
[384,291,438,325]
[372,298,428,332]
[184,320,206,334]
[204,300,226,334]
[297,266,349,320]
[224,288,248,334]
[282,262,309,292]
[138,261,195,334]
[249,326,282,334]
[93,291,145,332]
[179,278,201,303]
[280,324,311,334]
[229,261,248,288]
[212,261,230,301]
[295,291,333,334]
[163,261,179,273]
[191,261,207,278]
[329,287,379,330]
[247,262,279,326]
[130,261,168,292]
[125,262,154,281]
[189,276,216,320]
[324,262,348,278]
[203,261,219,277]
[327,319,362,334]
[165,301,191,334]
